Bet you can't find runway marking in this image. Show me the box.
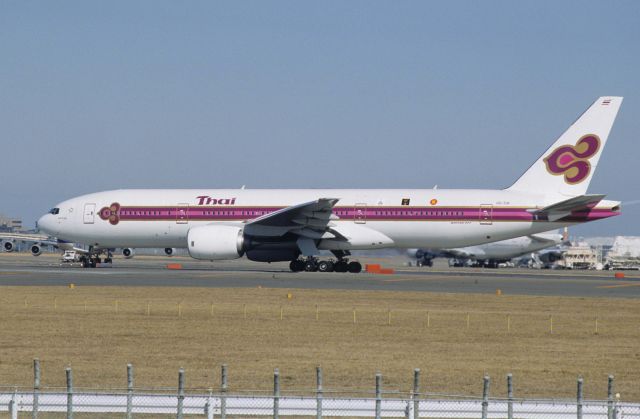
[597,283,640,289]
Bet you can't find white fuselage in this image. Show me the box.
[410,232,563,262]
[458,234,562,260]
[37,188,618,252]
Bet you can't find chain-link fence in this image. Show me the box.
[0,362,636,418]
[1,390,638,418]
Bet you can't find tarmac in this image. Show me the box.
[1,253,640,298]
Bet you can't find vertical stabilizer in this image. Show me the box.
[507,97,622,196]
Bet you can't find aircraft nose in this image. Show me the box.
[37,214,56,235]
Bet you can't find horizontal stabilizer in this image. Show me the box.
[530,194,605,221]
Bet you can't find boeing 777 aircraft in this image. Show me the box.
[34,97,622,271]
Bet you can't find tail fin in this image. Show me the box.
[507,96,623,196]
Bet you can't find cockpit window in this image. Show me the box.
[49,208,60,215]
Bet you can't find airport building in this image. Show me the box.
[0,213,22,232]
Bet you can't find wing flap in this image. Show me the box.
[292,218,336,228]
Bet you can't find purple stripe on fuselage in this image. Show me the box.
[110,206,618,223]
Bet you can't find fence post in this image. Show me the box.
[607,375,614,419]
[33,358,40,419]
[126,364,134,419]
[507,373,513,419]
[9,391,17,419]
[177,368,185,419]
[412,369,420,419]
[66,367,73,419]
[274,368,280,419]
[205,390,213,419]
[316,366,323,419]
[481,375,490,419]
[375,372,382,419]
[221,364,228,419]
[577,376,583,419]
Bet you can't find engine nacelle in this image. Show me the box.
[539,251,563,264]
[31,244,42,257]
[3,241,15,252]
[164,248,175,256]
[188,225,244,260]
[122,248,135,259]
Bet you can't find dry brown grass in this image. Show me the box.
[0,286,638,401]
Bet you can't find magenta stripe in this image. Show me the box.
[106,205,619,223]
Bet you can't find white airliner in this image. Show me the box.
[33,97,622,271]
[407,230,564,268]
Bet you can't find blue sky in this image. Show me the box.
[1,1,638,236]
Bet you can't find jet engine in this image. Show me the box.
[31,244,42,257]
[122,248,135,259]
[3,241,15,252]
[539,251,563,264]
[187,225,244,260]
[164,248,175,256]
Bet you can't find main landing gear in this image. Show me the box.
[78,249,113,268]
[289,257,362,273]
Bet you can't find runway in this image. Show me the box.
[1,254,639,298]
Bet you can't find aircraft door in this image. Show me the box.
[354,203,367,224]
[479,204,493,225]
[83,203,96,224]
[176,203,189,224]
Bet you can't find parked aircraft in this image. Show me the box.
[1,232,72,257]
[33,97,622,271]
[407,230,564,268]
[0,232,100,262]
[0,232,178,263]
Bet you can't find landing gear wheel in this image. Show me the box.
[317,260,334,273]
[304,259,318,272]
[334,260,348,273]
[289,260,304,272]
[347,261,362,273]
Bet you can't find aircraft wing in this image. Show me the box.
[0,233,88,253]
[528,233,562,245]
[530,194,606,221]
[243,198,340,239]
[0,232,59,248]
[0,232,50,243]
